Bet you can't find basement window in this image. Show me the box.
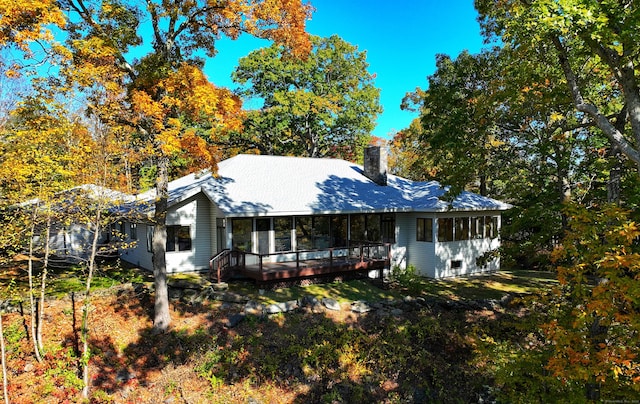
[451,260,463,270]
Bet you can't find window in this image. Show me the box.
[167,225,191,251]
[232,219,252,251]
[485,216,496,239]
[256,218,270,232]
[350,214,366,242]
[295,217,313,250]
[216,218,226,252]
[350,214,386,243]
[146,225,154,252]
[416,218,433,242]
[365,214,381,242]
[471,216,484,239]
[130,223,138,241]
[455,217,470,241]
[490,216,499,239]
[274,217,292,252]
[451,260,462,269]
[314,216,330,249]
[296,216,330,250]
[437,218,454,242]
[382,213,396,243]
[330,215,348,247]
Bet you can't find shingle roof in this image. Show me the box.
[139,154,511,216]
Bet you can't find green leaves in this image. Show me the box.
[231,35,382,160]
[476,0,640,167]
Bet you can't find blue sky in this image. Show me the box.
[204,1,487,139]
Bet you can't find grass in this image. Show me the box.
[234,279,405,305]
[410,269,558,301]
[0,259,153,300]
[1,255,558,303]
[224,269,557,304]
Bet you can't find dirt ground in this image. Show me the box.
[3,283,410,403]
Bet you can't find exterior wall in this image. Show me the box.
[165,193,212,273]
[120,193,503,279]
[432,237,500,278]
[431,212,501,278]
[43,223,110,261]
[121,193,214,273]
[121,222,154,270]
[394,212,436,277]
[393,211,502,279]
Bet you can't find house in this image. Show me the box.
[120,147,510,281]
[18,184,135,264]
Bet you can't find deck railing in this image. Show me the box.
[233,242,391,274]
[209,249,237,283]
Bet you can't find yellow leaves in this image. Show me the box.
[549,111,564,123]
[617,221,640,244]
[157,63,244,130]
[0,0,66,52]
[131,90,164,131]
[64,36,125,91]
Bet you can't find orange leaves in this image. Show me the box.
[129,63,243,163]
[131,90,165,131]
[543,204,640,393]
[247,0,313,58]
[159,64,244,130]
[177,130,219,174]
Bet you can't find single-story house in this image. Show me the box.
[20,184,135,264]
[120,147,510,281]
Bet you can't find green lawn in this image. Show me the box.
[410,269,558,300]
[1,258,557,303]
[0,259,153,300]
[225,269,557,304]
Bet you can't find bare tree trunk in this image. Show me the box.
[36,214,52,354]
[152,156,171,332]
[81,209,102,399]
[27,206,42,363]
[0,313,8,404]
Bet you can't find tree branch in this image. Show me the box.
[551,35,640,167]
[63,0,137,82]
[145,0,165,52]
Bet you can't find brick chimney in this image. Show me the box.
[363,145,387,186]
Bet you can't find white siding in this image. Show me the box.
[392,211,502,279]
[121,223,153,271]
[165,193,212,273]
[431,212,501,278]
[396,212,437,277]
[122,193,215,273]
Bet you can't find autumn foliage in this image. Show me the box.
[547,204,640,398]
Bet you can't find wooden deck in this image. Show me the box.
[210,243,390,285]
[235,257,387,282]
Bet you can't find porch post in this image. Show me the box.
[329,248,333,269]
